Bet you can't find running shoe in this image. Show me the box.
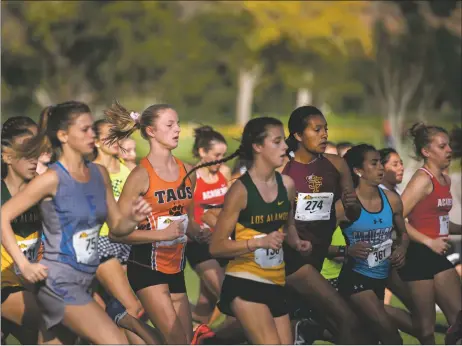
[445,311,462,345]
[294,318,320,345]
[191,324,215,345]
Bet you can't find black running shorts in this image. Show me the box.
[127,262,186,294]
[398,241,454,282]
[218,275,289,318]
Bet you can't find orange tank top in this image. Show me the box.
[127,156,193,274]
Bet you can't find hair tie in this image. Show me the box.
[130,112,140,124]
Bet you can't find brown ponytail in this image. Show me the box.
[13,101,91,160]
[13,106,53,160]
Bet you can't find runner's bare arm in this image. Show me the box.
[220,164,232,184]
[401,171,432,217]
[96,164,151,237]
[184,163,206,241]
[335,199,347,224]
[1,170,58,272]
[386,189,409,268]
[108,166,171,244]
[283,175,299,242]
[209,180,251,257]
[201,208,221,228]
[386,190,409,248]
[328,154,361,222]
[401,171,434,245]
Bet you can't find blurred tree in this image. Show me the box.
[91,1,243,122]
[2,1,105,110]
[227,1,373,125]
[356,0,461,154]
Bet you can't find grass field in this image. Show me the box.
[182,264,448,345]
[5,263,448,345]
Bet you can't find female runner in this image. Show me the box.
[1,117,72,344]
[399,123,462,344]
[377,148,415,335]
[188,117,311,344]
[188,125,231,324]
[92,119,143,318]
[338,144,409,344]
[119,137,137,171]
[1,101,151,344]
[282,105,363,343]
[103,101,205,344]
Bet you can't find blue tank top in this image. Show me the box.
[40,161,107,274]
[342,188,393,279]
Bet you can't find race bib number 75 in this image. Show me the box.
[73,226,100,264]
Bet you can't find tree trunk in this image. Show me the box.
[236,66,260,127]
[387,110,403,154]
[296,87,312,108]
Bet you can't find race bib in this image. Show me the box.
[253,234,284,268]
[367,239,393,268]
[439,215,449,236]
[14,238,40,275]
[295,193,334,221]
[156,215,188,246]
[73,226,100,264]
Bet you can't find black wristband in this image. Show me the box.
[338,246,346,256]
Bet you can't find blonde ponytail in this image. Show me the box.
[103,100,141,146]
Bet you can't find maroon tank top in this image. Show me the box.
[282,155,341,246]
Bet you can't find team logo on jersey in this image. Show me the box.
[306,174,323,193]
[169,203,184,216]
[154,186,193,204]
[437,198,452,207]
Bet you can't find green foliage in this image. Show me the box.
[1,1,460,124]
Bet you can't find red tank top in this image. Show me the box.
[408,168,453,239]
[193,170,228,230]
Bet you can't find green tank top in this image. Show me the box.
[1,180,41,238]
[236,172,290,234]
[1,180,42,288]
[226,171,290,286]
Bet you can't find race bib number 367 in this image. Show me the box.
[295,192,334,221]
